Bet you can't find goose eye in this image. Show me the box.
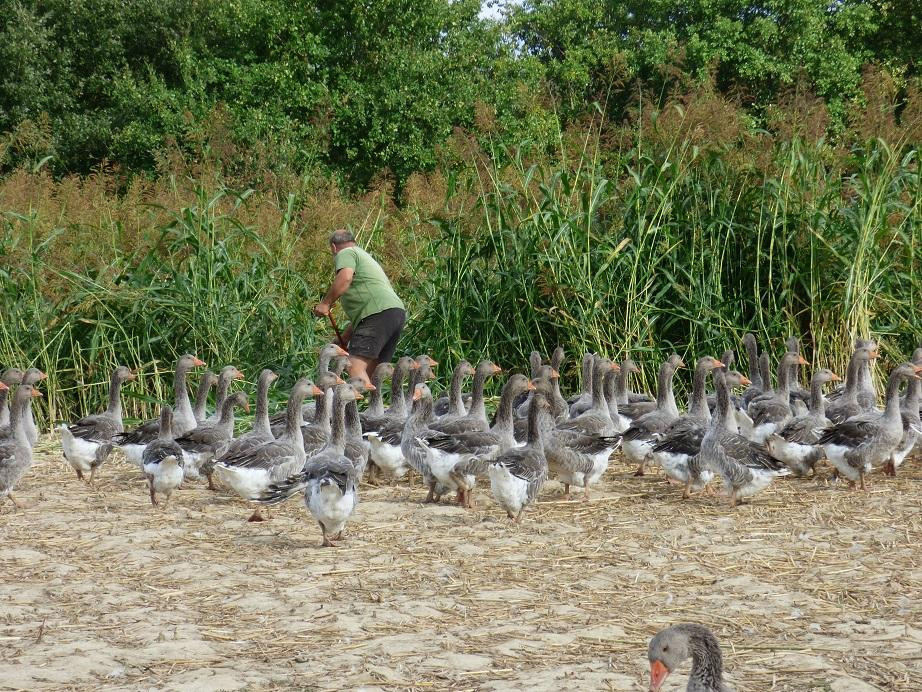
[662,645,669,652]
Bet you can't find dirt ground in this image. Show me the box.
[1,437,921,691]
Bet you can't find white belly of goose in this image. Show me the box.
[366,435,409,477]
[118,443,147,468]
[734,468,783,498]
[58,426,103,473]
[622,437,655,465]
[307,481,356,536]
[749,422,779,444]
[823,444,871,481]
[214,456,302,500]
[488,465,529,513]
[180,450,214,481]
[145,457,184,496]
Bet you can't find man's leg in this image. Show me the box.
[347,355,377,388]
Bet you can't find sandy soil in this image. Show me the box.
[1,437,921,691]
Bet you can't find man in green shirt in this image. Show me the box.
[313,229,407,386]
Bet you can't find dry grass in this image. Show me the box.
[2,438,922,690]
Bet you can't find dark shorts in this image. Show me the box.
[348,308,406,362]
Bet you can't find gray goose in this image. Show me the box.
[0,367,24,428]
[622,354,684,476]
[567,352,596,417]
[342,378,371,480]
[221,369,278,458]
[359,362,395,420]
[614,358,641,407]
[650,356,725,484]
[739,332,764,408]
[428,360,502,435]
[698,368,790,505]
[744,350,808,443]
[0,369,45,446]
[113,354,206,466]
[361,356,416,433]
[416,374,535,508]
[885,347,922,475]
[513,365,560,442]
[826,345,878,424]
[142,405,185,507]
[513,349,554,418]
[764,368,841,477]
[270,370,340,439]
[543,407,621,501]
[556,356,620,436]
[820,362,922,489]
[176,391,249,488]
[192,371,218,423]
[214,378,320,521]
[59,365,136,483]
[256,384,359,547]
[364,356,434,479]
[399,383,443,502]
[488,391,549,522]
[784,336,812,406]
[206,365,244,423]
[0,383,41,508]
[267,343,348,429]
[433,360,475,420]
[648,623,731,692]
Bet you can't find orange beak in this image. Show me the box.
[526,381,537,391]
[492,364,503,374]
[126,371,138,381]
[412,387,423,402]
[192,357,206,367]
[550,369,560,379]
[869,348,880,359]
[610,362,621,372]
[311,385,324,396]
[0,382,7,391]
[38,371,48,380]
[334,376,346,385]
[410,361,421,371]
[364,382,377,391]
[354,392,364,401]
[913,364,922,373]
[713,359,726,369]
[739,374,752,386]
[830,372,842,381]
[233,369,244,380]
[31,389,43,398]
[797,355,809,365]
[428,358,439,367]
[243,401,251,413]
[649,659,670,691]
[335,345,349,356]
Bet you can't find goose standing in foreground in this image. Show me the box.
[113,354,206,466]
[175,391,249,488]
[142,405,185,507]
[819,362,922,490]
[59,365,136,483]
[214,378,321,522]
[700,369,790,505]
[256,384,360,547]
[826,346,878,424]
[205,365,244,423]
[488,392,549,522]
[884,347,922,475]
[623,355,684,476]
[0,383,41,508]
[648,623,731,692]
[764,368,841,477]
[0,368,24,428]
[192,371,218,423]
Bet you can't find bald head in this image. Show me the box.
[330,229,355,246]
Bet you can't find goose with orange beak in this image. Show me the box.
[648,623,730,691]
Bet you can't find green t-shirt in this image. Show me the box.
[334,246,405,325]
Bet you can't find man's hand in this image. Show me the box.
[313,303,331,317]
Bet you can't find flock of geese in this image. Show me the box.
[2,336,921,690]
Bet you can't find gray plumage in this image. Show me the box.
[648,623,731,692]
[0,384,41,508]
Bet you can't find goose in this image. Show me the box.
[220,369,278,459]
[699,369,790,505]
[205,366,244,423]
[416,374,536,508]
[739,333,763,409]
[819,362,922,490]
[270,370,342,439]
[0,383,41,508]
[854,338,879,410]
[513,349,551,418]
[360,356,417,434]
[555,356,619,435]
[192,371,218,423]
[359,362,395,421]
[427,360,502,435]
[342,378,372,481]
[744,351,809,443]
[544,417,621,501]
[567,352,596,417]
[884,348,922,476]
[142,405,185,507]
[399,384,443,502]
[513,365,560,442]
[826,346,878,424]
[650,356,725,484]
[433,360,475,420]
[113,354,206,466]
[764,368,841,477]
[784,336,812,407]
[58,365,136,483]
[488,392,549,522]
[614,359,641,407]
[256,384,360,547]
[0,369,46,445]
[266,343,348,430]
[648,623,731,692]
[364,356,435,479]
[622,355,684,476]
[214,378,321,521]
[175,391,249,488]
[0,367,24,428]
